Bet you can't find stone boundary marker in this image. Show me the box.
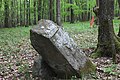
[30,19,95,79]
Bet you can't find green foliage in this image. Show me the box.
[0,27,30,54]
[113,19,120,33]
[103,64,118,75]
[0,20,119,79]
[0,0,119,27]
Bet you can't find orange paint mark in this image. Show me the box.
[90,16,94,28]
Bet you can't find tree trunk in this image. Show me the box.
[49,0,53,21]
[20,0,22,26]
[70,0,74,23]
[93,0,99,25]
[28,0,31,25]
[16,0,19,25]
[92,0,117,62]
[118,0,120,7]
[34,0,36,24]
[44,0,49,19]
[11,0,14,27]
[42,0,44,19]
[56,0,61,26]
[24,0,26,26]
[4,0,9,28]
[38,0,41,21]
[26,0,29,27]
[52,0,55,22]
[96,0,99,6]
[14,0,17,27]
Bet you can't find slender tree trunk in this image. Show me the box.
[49,0,53,21]
[38,0,41,21]
[56,0,61,26]
[45,0,48,19]
[16,0,19,25]
[29,0,31,25]
[70,0,74,23]
[4,0,9,28]
[52,0,55,22]
[24,0,26,26]
[11,0,14,27]
[67,0,70,22]
[14,0,17,27]
[42,0,45,19]
[93,0,99,25]
[34,0,36,24]
[96,0,99,6]
[26,0,29,26]
[118,0,120,9]
[20,0,22,26]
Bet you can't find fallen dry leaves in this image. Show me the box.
[0,38,38,80]
[0,27,120,80]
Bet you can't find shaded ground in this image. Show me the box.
[0,21,120,79]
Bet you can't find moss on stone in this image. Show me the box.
[80,60,96,75]
[91,49,102,58]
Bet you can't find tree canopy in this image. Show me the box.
[0,0,119,28]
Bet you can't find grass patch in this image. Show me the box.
[0,20,119,79]
[0,27,30,53]
[0,20,119,50]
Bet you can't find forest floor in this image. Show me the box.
[0,20,120,80]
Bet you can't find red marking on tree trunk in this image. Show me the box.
[90,16,94,28]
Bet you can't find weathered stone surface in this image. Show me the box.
[32,56,56,79]
[30,19,95,78]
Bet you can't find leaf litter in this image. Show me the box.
[0,27,120,79]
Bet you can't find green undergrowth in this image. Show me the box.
[0,27,30,54]
[63,21,96,34]
[0,20,120,50]
[0,20,119,52]
[113,19,120,33]
[0,20,119,79]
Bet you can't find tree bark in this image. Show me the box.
[70,0,74,23]
[28,0,31,25]
[96,0,99,6]
[49,0,53,21]
[38,0,41,21]
[4,0,9,28]
[24,0,26,26]
[34,0,36,24]
[26,0,29,27]
[92,0,117,61]
[42,0,44,19]
[20,0,22,26]
[52,0,55,22]
[56,0,61,26]
[93,0,99,25]
[11,0,14,27]
[16,0,19,25]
